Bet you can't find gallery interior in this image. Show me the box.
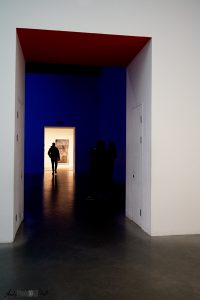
[1,1,200,295]
[3,54,198,300]
[25,62,126,179]
[24,60,127,229]
[12,28,152,242]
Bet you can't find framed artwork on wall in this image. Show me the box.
[55,139,69,163]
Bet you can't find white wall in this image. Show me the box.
[0,25,16,242]
[126,41,152,234]
[13,35,25,238]
[0,0,200,241]
[150,3,200,235]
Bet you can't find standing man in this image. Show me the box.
[48,142,60,175]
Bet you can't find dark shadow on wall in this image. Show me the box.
[26,63,102,75]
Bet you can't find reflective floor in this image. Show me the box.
[1,170,200,299]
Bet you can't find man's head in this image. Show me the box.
[52,142,55,146]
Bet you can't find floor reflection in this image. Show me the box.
[43,170,75,222]
[24,170,76,227]
[24,169,125,230]
[2,171,200,299]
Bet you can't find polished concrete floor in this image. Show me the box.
[1,170,200,299]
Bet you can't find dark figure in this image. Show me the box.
[106,142,116,187]
[90,140,106,195]
[48,143,60,175]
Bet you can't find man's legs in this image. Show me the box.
[51,158,55,174]
[55,160,58,173]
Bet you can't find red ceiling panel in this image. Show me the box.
[17,28,151,67]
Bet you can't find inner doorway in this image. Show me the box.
[44,127,75,172]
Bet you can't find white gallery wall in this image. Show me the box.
[126,41,152,234]
[13,36,25,239]
[0,0,200,241]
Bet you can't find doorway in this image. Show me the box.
[44,127,75,172]
[9,29,152,243]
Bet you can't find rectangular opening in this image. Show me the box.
[44,126,75,172]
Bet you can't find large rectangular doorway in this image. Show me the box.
[0,28,152,242]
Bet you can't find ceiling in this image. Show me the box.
[17,28,150,67]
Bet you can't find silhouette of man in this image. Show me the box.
[48,142,60,175]
[106,142,116,186]
[90,140,106,195]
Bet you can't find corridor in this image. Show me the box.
[1,170,200,299]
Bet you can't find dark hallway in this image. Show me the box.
[1,170,200,299]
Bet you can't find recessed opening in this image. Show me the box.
[15,28,151,238]
[44,126,75,172]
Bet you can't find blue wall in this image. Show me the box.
[25,66,126,182]
[97,68,126,182]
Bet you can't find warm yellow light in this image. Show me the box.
[44,127,75,171]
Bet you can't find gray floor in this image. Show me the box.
[1,170,200,300]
